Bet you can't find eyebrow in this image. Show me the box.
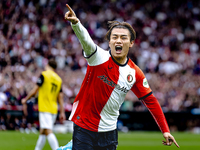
[112,34,128,37]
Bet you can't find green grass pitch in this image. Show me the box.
[0,131,200,150]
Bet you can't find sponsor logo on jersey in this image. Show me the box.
[98,75,128,93]
[143,78,149,88]
[127,74,133,83]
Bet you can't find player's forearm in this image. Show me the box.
[71,21,96,56]
[58,93,65,114]
[59,102,65,114]
[142,94,170,133]
[24,93,33,101]
[24,86,39,101]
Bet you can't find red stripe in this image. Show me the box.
[71,57,120,131]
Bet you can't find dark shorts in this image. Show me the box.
[72,124,118,150]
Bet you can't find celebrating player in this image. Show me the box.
[22,59,66,150]
[61,4,179,150]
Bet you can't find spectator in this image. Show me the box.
[0,92,7,108]
[0,116,6,130]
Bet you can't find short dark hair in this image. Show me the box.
[48,59,57,69]
[105,21,136,42]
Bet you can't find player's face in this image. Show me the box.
[109,28,134,64]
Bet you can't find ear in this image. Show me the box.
[129,40,134,48]
[109,41,111,48]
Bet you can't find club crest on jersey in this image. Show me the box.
[127,74,133,83]
[143,78,149,88]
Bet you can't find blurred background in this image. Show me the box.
[0,0,200,135]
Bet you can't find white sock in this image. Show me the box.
[34,135,46,150]
[47,133,59,150]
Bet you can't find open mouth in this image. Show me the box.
[115,46,122,53]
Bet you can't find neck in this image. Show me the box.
[109,51,128,65]
[45,66,54,71]
[113,56,127,65]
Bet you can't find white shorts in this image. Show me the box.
[39,112,57,130]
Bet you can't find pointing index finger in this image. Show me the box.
[66,4,74,13]
[169,136,180,148]
[172,138,180,148]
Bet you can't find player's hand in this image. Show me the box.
[162,132,179,148]
[21,98,27,104]
[59,112,66,124]
[65,4,79,24]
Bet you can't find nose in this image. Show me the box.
[116,37,122,43]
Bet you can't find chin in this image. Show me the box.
[114,55,123,60]
[115,52,123,57]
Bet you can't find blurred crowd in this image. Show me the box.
[0,0,200,129]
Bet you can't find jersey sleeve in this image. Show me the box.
[60,84,62,93]
[36,74,44,86]
[131,66,152,99]
[71,21,96,57]
[141,94,170,133]
[84,46,110,66]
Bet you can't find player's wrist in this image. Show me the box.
[23,98,27,102]
[163,132,171,136]
[60,111,65,114]
[72,20,79,24]
[71,19,79,25]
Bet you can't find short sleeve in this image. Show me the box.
[37,74,44,86]
[60,85,62,93]
[131,67,152,100]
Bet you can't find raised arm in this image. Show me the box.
[65,4,96,57]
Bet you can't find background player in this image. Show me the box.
[22,59,66,150]
[63,4,179,150]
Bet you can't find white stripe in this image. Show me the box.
[98,66,136,132]
[69,101,79,120]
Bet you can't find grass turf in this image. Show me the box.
[0,131,199,150]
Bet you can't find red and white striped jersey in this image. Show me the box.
[69,45,152,132]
